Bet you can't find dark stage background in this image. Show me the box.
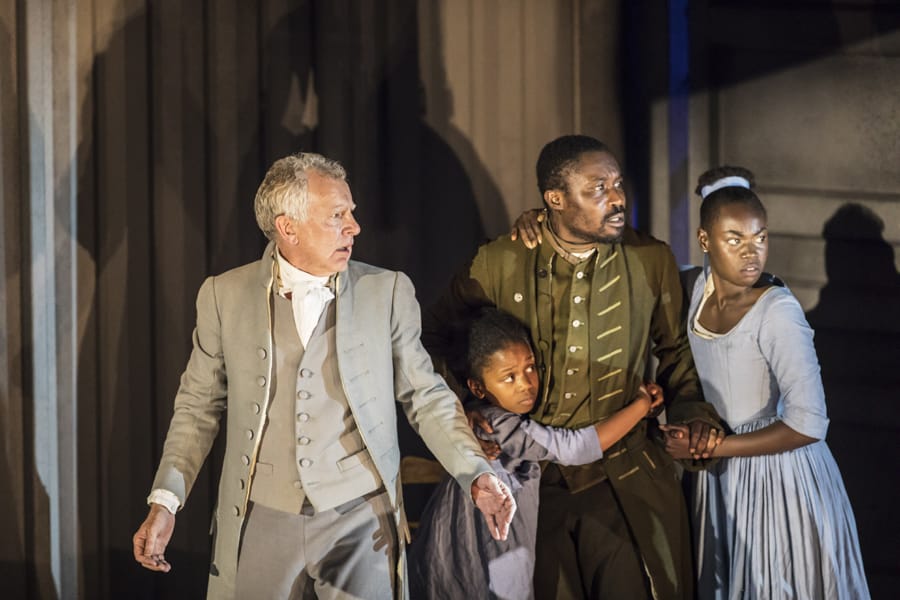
[2,1,897,598]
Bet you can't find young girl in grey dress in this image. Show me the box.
[660,167,869,599]
[407,308,662,600]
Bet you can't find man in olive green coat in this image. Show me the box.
[425,135,722,599]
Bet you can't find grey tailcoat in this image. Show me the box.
[151,242,492,598]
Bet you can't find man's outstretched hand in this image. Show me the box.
[471,473,516,541]
[133,504,176,572]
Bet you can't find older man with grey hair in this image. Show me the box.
[132,152,515,599]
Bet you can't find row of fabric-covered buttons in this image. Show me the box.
[296,367,315,472]
[232,345,269,517]
[560,269,591,407]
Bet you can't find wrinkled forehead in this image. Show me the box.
[569,150,621,180]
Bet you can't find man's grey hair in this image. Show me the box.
[254,152,348,239]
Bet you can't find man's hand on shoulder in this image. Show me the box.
[133,503,176,572]
[509,208,545,249]
[471,473,516,541]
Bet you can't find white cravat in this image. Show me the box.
[276,251,335,346]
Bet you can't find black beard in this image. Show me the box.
[586,229,624,244]
[596,230,624,244]
[571,217,626,244]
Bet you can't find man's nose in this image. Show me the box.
[345,213,361,236]
[610,188,626,207]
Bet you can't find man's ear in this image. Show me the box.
[467,378,486,399]
[544,189,565,212]
[275,214,299,245]
[697,228,709,253]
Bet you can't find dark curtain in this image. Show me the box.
[67,1,490,597]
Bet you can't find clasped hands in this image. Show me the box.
[659,421,725,460]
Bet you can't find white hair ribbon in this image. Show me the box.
[700,175,751,199]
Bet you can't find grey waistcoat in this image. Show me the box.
[249,294,383,513]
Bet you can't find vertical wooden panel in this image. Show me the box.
[20,0,84,595]
[578,0,623,156]
[493,1,524,219]
[0,0,27,596]
[22,1,61,596]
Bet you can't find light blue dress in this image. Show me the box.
[687,270,869,599]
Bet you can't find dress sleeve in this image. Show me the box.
[759,290,829,440]
[489,411,603,466]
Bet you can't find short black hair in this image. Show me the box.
[536,135,612,195]
[695,165,766,229]
[466,308,533,383]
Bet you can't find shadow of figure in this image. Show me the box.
[72,20,214,600]
[310,0,502,307]
[805,203,900,595]
[311,0,507,525]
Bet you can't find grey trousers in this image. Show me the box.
[234,490,397,600]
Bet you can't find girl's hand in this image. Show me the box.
[632,382,664,418]
[509,208,545,249]
[644,382,664,418]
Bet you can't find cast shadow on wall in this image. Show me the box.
[804,203,900,589]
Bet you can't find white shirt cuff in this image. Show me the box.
[147,489,181,515]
